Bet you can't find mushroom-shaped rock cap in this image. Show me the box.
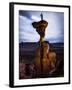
[32,20,48,29]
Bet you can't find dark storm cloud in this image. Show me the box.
[19,10,32,20]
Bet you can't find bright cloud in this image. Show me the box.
[19,15,40,43]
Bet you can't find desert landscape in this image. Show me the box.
[19,42,64,79]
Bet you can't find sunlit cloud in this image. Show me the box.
[19,15,40,43]
[31,15,40,21]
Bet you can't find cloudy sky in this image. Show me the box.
[19,10,64,43]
